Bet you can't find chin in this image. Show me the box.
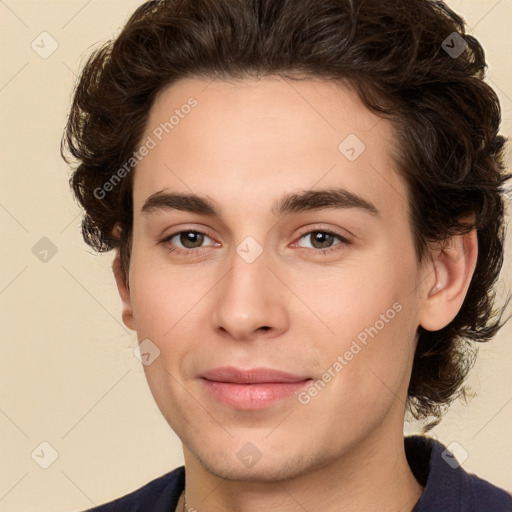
[190,445,328,483]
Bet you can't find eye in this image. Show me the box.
[159,228,350,256]
[295,229,349,254]
[160,230,218,254]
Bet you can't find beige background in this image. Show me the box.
[0,1,511,511]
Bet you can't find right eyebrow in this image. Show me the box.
[141,190,221,217]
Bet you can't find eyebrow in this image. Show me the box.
[141,187,379,218]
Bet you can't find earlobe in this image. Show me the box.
[419,229,478,331]
[112,252,135,330]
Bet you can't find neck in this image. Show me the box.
[181,428,423,512]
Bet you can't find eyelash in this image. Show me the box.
[159,228,350,256]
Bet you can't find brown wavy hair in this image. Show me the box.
[62,0,510,426]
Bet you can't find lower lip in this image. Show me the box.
[201,379,312,410]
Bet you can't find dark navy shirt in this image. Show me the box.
[81,436,512,511]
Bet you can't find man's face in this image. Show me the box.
[125,76,429,481]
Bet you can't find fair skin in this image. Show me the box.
[113,76,477,512]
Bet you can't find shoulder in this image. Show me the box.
[79,466,185,512]
[466,471,512,510]
[406,435,512,511]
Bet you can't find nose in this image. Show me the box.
[211,246,289,341]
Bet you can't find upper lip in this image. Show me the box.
[200,366,311,384]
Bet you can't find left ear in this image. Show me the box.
[419,229,478,331]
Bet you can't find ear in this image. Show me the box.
[112,252,135,330]
[419,229,478,331]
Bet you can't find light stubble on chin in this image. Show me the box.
[188,444,336,483]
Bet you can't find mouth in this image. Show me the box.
[199,366,313,410]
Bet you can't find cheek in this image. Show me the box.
[291,252,419,401]
[295,303,416,439]
[128,250,207,338]
[289,254,408,339]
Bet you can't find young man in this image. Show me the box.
[62,0,511,510]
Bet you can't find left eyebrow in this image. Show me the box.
[140,187,379,218]
[273,188,379,217]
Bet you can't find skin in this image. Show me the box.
[113,76,477,512]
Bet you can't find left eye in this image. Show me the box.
[296,230,347,251]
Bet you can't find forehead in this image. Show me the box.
[133,76,407,219]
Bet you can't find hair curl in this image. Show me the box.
[62,0,510,426]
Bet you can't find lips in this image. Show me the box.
[200,366,310,384]
[199,366,312,410]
